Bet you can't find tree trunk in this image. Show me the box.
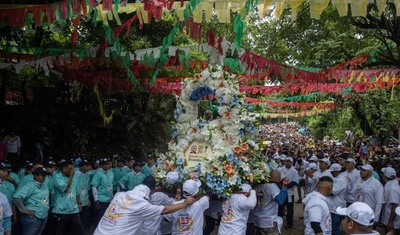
[352,101,374,136]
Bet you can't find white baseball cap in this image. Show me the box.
[336,202,374,226]
[166,172,180,184]
[280,154,287,161]
[396,206,400,216]
[306,163,318,171]
[319,158,330,166]
[182,179,201,197]
[286,157,293,162]
[329,163,342,172]
[130,185,151,200]
[273,153,280,160]
[309,155,318,162]
[241,183,252,193]
[346,158,356,164]
[358,164,373,172]
[382,167,397,179]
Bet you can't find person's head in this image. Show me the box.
[78,159,92,173]
[0,162,8,177]
[270,170,281,183]
[285,157,293,169]
[382,167,397,182]
[273,154,280,164]
[43,161,56,175]
[316,176,333,197]
[127,157,136,169]
[9,131,16,137]
[146,157,154,167]
[117,158,126,168]
[319,158,330,171]
[143,175,156,191]
[133,162,142,173]
[358,165,373,181]
[329,163,342,177]
[32,167,47,183]
[32,163,43,173]
[100,158,110,171]
[182,179,201,197]
[60,161,74,176]
[345,158,356,171]
[337,202,374,234]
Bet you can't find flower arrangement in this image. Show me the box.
[163,66,269,197]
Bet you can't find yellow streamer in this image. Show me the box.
[309,0,330,19]
[192,3,204,23]
[331,0,348,17]
[204,3,213,23]
[215,2,231,23]
[289,0,305,21]
[350,0,369,17]
[274,0,288,18]
[93,84,116,126]
[258,0,271,18]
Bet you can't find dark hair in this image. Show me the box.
[319,176,333,184]
[143,175,156,190]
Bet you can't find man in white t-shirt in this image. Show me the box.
[354,164,384,225]
[277,157,299,229]
[328,163,347,234]
[253,170,288,235]
[165,179,210,235]
[336,202,376,235]
[343,158,360,206]
[294,156,308,203]
[218,184,257,234]
[304,163,318,196]
[93,184,195,235]
[303,176,333,235]
[313,158,331,180]
[380,167,400,233]
[141,176,176,235]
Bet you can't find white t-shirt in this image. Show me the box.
[142,192,175,235]
[218,191,257,235]
[0,192,12,235]
[305,174,317,195]
[4,135,21,153]
[313,170,332,181]
[303,191,332,235]
[295,160,309,180]
[380,179,400,227]
[329,175,347,214]
[93,191,164,235]
[343,169,360,203]
[253,183,280,228]
[279,166,299,197]
[165,196,209,235]
[354,176,384,221]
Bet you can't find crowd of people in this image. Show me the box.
[0,122,399,234]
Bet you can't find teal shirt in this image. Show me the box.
[13,180,50,219]
[91,169,114,203]
[45,174,56,207]
[74,170,91,206]
[17,174,33,190]
[112,166,130,190]
[17,169,25,180]
[9,172,20,184]
[141,164,154,177]
[372,171,380,181]
[0,180,15,205]
[119,171,146,190]
[52,172,80,214]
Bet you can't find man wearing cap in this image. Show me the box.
[164,179,210,235]
[0,162,16,205]
[354,164,384,226]
[336,202,377,235]
[294,154,308,203]
[314,158,331,180]
[328,163,348,234]
[94,184,195,235]
[218,184,257,234]
[254,170,288,235]
[91,158,114,228]
[52,160,85,235]
[277,157,298,229]
[74,159,93,234]
[0,191,11,235]
[343,158,361,206]
[112,158,130,194]
[118,161,146,191]
[380,166,400,233]
[304,163,318,197]
[141,156,156,177]
[270,154,281,170]
[141,175,176,235]
[17,163,43,190]
[13,167,49,235]
[303,176,333,235]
